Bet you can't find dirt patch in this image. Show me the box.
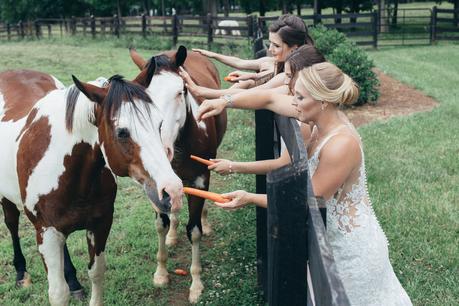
[343,69,438,127]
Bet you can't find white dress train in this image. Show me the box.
[308,126,412,306]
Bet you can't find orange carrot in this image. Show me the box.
[223,76,235,82]
[174,268,188,276]
[183,187,230,203]
[190,154,215,166]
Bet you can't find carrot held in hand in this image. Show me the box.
[223,76,235,82]
[190,154,215,166]
[183,187,230,203]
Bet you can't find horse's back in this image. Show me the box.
[0,69,63,123]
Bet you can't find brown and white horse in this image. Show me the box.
[130,46,227,303]
[0,65,183,306]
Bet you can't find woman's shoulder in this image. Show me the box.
[319,132,362,167]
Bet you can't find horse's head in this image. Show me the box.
[130,46,189,162]
[71,62,183,213]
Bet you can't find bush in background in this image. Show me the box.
[310,25,380,105]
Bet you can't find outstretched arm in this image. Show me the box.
[214,191,268,210]
[197,87,298,121]
[193,48,271,71]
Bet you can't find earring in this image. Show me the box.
[321,102,325,111]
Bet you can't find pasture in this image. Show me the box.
[0,38,458,305]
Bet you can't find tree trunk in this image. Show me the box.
[296,1,301,16]
[282,0,288,14]
[391,0,399,26]
[454,0,459,27]
[117,0,122,17]
[224,0,230,17]
[142,0,149,15]
[335,0,343,24]
[379,0,388,33]
[259,0,267,17]
[350,0,359,24]
[313,0,321,24]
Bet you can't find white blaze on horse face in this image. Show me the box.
[116,101,182,205]
[148,72,187,161]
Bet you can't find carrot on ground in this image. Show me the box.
[183,187,229,203]
[174,269,188,276]
[190,155,215,166]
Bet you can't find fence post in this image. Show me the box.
[18,21,25,39]
[247,15,254,39]
[172,14,178,47]
[91,15,96,38]
[113,14,120,38]
[207,13,213,48]
[431,6,437,43]
[372,11,378,48]
[34,21,41,39]
[6,23,11,40]
[142,13,147,38]
[71,16,76,35]
[47,23,51,38]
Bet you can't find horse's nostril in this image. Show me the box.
[162,190,170,201]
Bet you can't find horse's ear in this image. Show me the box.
[129,47,147,70]
[175,45,187,67]
[72,75,107,104]
[133,57,156,88]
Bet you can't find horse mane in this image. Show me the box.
[152,54,177,74]
[65,75,155,132]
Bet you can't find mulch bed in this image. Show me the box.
[343,69,438,127]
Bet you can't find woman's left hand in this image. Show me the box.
[178,67,204,98]
[214,190,251,211]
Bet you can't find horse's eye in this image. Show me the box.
[116,128,130,139]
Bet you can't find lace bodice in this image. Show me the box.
[307,124,412,306]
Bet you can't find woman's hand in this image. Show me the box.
[178,67,205,99]
[192,48,215,58]
[208,159,233,175]
[214,190,251,211]
[197,98,227,121]
[228,70,256,81]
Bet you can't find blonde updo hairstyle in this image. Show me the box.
[298,62,359,106]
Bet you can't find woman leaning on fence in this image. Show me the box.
[195,62,413,306]
[187,14,314,98]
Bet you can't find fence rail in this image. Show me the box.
[0,8,458,47]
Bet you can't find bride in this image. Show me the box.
[195,62,412,305]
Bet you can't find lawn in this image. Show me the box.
[0,38,458,306]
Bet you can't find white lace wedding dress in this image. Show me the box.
[308,125,412,306]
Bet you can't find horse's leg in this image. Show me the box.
[37,227,69,306]
[165,211,179,246]
[154,213,170,287]
[63,243,85,300]
[86,219,111,306]
[187,195,205,304]
[201,202,212,236]
[1,198,31,287]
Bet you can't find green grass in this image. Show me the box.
[0,38,458,305]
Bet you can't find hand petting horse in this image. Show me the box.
[129,46,227,303]
[0,64,183,306]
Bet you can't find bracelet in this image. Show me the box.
[221,94,233,108]
[229,162,233,173]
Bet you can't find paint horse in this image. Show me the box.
[129,46,227,303]
[0,65,183,306]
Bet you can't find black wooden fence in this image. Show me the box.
[0,8,458,46]
[253,38,349,305]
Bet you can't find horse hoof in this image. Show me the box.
[202,224,212,236]
[166,236,178,246]
[188,284,204,304]
[70,288,86,301]
[16,272,32,288]
[153,273,169,287]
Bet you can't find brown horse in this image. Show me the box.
[129,46,227,303]
[0,64,183,306]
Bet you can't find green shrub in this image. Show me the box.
[309,25,379,105]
